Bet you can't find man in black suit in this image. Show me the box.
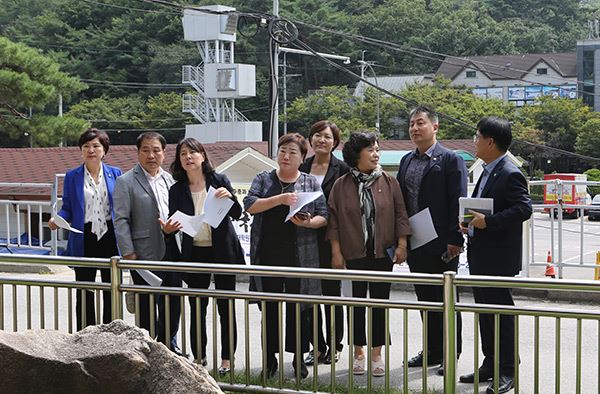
[397,106,467,375]
[459,117,532,394]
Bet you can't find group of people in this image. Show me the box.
[52,105,531,394]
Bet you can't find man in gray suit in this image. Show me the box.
[114,132,181,351]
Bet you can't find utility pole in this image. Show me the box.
[270,0,280,159]
[359,50,380,132]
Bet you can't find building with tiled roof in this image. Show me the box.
[0,142,270,200]
[435,52,577,107]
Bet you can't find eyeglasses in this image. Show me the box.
[473,133,482,142]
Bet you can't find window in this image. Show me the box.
[536,68,548,75]
[466,71,476,78]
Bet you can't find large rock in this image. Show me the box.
[0,320,223,394]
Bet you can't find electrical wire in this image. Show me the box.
[289,17,600,97]
[80,0,179,14]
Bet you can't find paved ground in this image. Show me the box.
[2,211,600,392]
[1,268,599,394]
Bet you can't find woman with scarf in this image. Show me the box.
[327,131,410,377]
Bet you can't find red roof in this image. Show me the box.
[0,142,268,199]
[0,139,475,199]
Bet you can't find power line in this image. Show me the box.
[288,37,600,163]
[290,17,600,97]
[80,79,184,87]
[80,0,179,14]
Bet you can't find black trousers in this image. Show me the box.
[345,255,393,347]
[307,278,344,354]
[407,248,462,357]
[131,268,182,349]
[473,286,515,375]
[261,274,310,355]
[78,221,118,331]
[185,246,237,360]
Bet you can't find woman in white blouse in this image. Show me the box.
[49,129,122,330]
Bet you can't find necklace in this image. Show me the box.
[278,178,295,194]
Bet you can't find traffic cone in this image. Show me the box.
[545,250,556,279]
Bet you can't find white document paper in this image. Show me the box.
[459,197,494,224]
[168,210,204,237]
[285,191,323,222]
[52,215,83,234]
[137,269,163,287]
[203,186,234,228]
[408,208,438,250]
[341,279,353,298]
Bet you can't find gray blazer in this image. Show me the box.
[113,163,175,261]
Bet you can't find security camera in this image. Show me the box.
[343,58,351,65]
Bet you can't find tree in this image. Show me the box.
[575,118,600,158]
[399,78,515,139]
[515,96,593,152]
[67,95,146,145]
[0,37,88,147]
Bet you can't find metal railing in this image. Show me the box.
[0,182,57,255]
[1,254,600,393]
[525,179,600,279]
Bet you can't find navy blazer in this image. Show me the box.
[397,142,467,255]
[467,156,532,276]
[58,163,122,257]
[168,172,245,264]
[299,154,350,268]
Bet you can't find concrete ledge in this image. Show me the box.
[0,263,70,275]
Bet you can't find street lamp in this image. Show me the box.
[270,46,351,158]
[358,51,380,132]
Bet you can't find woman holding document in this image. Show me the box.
[48,128,122,330]
[327,131,410,377]
[244,133,328,379]
[164,137,244,374]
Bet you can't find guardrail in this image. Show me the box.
[1,254,600,393]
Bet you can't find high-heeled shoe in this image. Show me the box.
[261,355,278,379]
[292,354,308,379]
[218,360,231,376]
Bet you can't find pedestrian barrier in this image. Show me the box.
[1,254,600,393]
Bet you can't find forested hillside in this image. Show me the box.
[1,0,600,168]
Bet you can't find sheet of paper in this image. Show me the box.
[168,210,204,238]
[285,191,323,222]
[341,279,353,298]
[137,269,163,287]
[52,215,83,234]
[203,186,235,228]
[459,197,494,225]
[408,208,438,250]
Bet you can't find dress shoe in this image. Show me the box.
[292,355,309,379]
[406,351,443,367]
[218,360,232,376]
[218,366,231,376]
[304,350,326,366]
[486,374,514,394]
[324,349,340,365]
[171,345,185,357]
[261,356,278,379]
[459,367,493,383]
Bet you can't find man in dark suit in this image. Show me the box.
[459,117,532,394]
[397,106,467,375]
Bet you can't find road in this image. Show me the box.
[1,268,599,393]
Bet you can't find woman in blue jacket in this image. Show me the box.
[164,137,245,375]
[49,128,122,330]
